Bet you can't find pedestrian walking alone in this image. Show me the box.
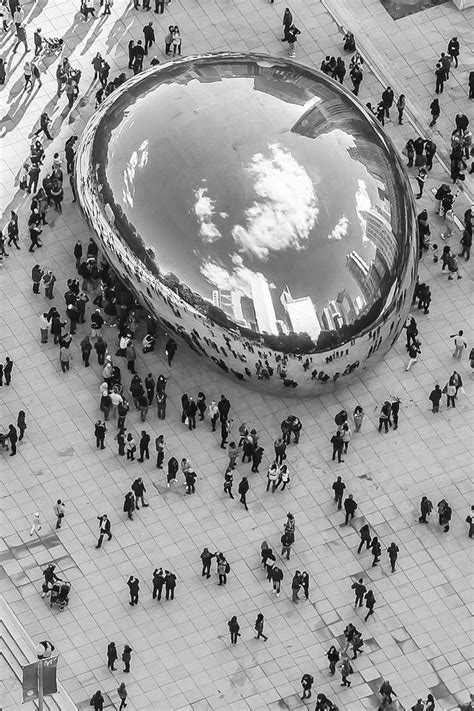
[301,673,314,700]
[96,515,112,548]
[344,494,357,524]
[351,577,366,608]
[254,613,268,641]
[117,682,127,710]
[238,477,249,511]
[357,524,371,554]
[53,499,65,529]
[387,542,399,572]
[364,590,375,621]
[228,616,240,644]
[332,475,345,509]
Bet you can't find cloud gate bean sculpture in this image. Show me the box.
[75,53,418,395]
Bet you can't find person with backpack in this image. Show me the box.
[300,673,314,700]
[217,554,230,585]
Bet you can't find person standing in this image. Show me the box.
[238,477,249,511]
[152,567,165,600]
[4,357,13,386]
[131,477,148,507]
[435,63,445,94]
[96,515,112,548]
[127,576,139,606]
[17,411,27,441]
[80,336,93,367]
[344,494,357,524]
[156,390,167,419]
[165,337,177,365]
[95,420,106,449]
[357,524,371,554]
[364,590,376,621]
[7,424,18,456]
[200,548,216,579]
[429,385,442,413]
[465,505,474,539]
[387,542,399,572]
[53,499,65,529]
[282,7,292,35]
[451,330,467,359]
[254,613,268,641]
[122,645,132,672]
[419,496,433,524]
[381,86,394,118]
[280,529,294,560]
[165,570,176,600]
[90,691,104,711]
[155,435,165,468]
[143,21,155,54]
[123,492,135,520]
[291,571,301,603]
[167,457,178,487]
[145,373,155,405]
[351,578,366,608]
[300,571,309,600]
[330,430,344,463]
[228,616,240,644]
[396,94,405,124]
[271,566,283,596]
[300,673,314,700]
[209,400,219,431]
[107,642,118,671]
[137,433,150,463]
[117,682,127,710]
[326,646,340,676]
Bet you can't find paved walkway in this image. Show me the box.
[0,0,473,709]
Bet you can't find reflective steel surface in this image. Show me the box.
[75,53,418,394]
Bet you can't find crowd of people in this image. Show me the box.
[0,0,472,707]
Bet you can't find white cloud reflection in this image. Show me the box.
[200,254,254,299]
[231,144,318,260]
[122,139,149,209]
[329,216,349,240]
[194,187,222,243]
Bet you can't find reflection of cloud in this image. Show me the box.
[194,187,222,243]
[329,216,349,240]
[232,144,318,260]
[122,139,149,209]
[355,179,371,243]
[200,255,255,299]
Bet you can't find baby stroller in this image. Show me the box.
[49,581,71,611]
[44,37,64,55]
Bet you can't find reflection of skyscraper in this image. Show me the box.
[291,99,357,139]
[346,251,380,304]
[280,287,321,340]
[359,209,396,271]
[336,288,358,323]
[251,273,278,335]
[212,289,248,327]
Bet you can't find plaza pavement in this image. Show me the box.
[0,0,473,708]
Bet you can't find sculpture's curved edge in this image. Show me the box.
[75,52,418,396]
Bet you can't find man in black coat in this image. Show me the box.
[238,477,249,511]
[381,86,394,118]
[132,476,148,507]
[127,576,139,605]
[332,476,345,509]
[137,433,150,464]
[343,494,357,525]
[96,514,112,548]
[218,394,231,422]
[143,22,155,54]
[351,577,366,607]
[165,571,176,600]
[330,431,344,463]
[152,568,165,600]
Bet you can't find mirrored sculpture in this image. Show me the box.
[75,53,418,394]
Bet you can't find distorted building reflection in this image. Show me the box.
[75,53,418,395]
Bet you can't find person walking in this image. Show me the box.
[445,378,457,408]
[271,565,283,596]
[357,524,371,554]
[53,499,65,529]
[379,680,397,706]
[429,98,440,127]
[364,590,376,621]
[254,613,268,641]
[419,496,433,524]
[340,656,353,687]
[122,646,132,672]
[405,341,421,371]
[167,457,178,487]
[96,515,112,548]
[447,36,460,68]
[165,337,177,365]
[300,673,314,700]
[396,94,405,124]
[387,542,399,572]
[90,691,104,711]
[238,477,249,511]
[107,642,118,671]
[127,576,139,606]
[131,477,148,508]
[123,492,135,520]
[326,646,340,676]
[143,21,155,54]
[370,536,381,566]
[228,616,240,644]
[343,494,357,524]
[437,499,452,532]
[351,578,366,608]
[30,512,42,536]
[117,682,127,710]
[332,475,346,509]
[451,330,467,359]
[341,423,351,454]
[17,411,27,441]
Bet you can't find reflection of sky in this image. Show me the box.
[96,60,410,339]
